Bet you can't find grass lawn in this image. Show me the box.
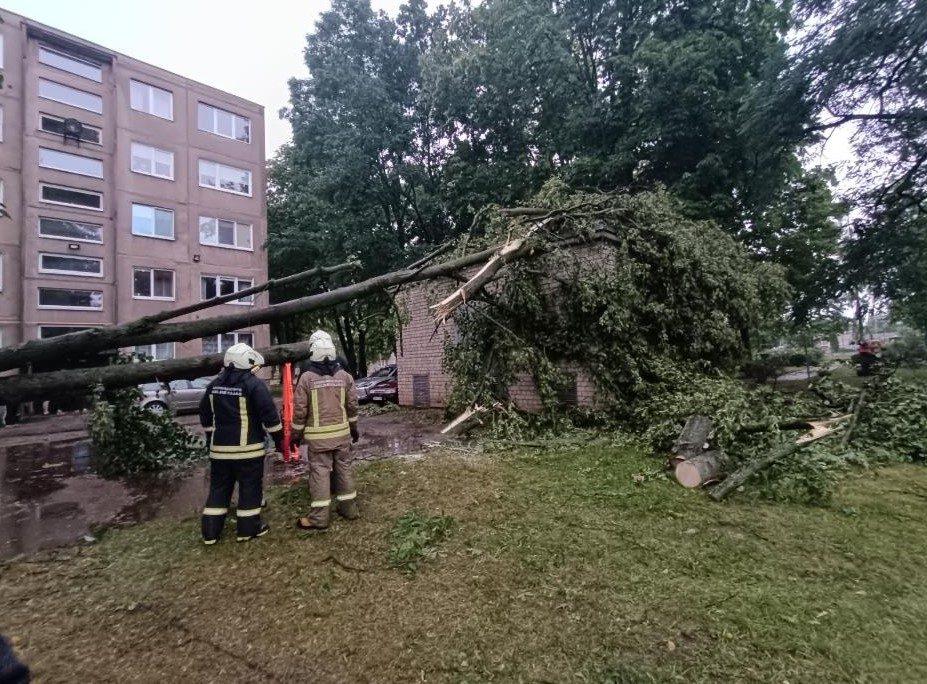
[3,443,927,683]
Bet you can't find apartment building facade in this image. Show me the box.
[0,9,268,361]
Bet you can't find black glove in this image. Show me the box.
[271,431,284,454]
[350,423,359,443]
[290,432,303,448]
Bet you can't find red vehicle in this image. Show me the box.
[367,376,398,403]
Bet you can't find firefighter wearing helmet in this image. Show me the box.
[199,342,284,544]
[291,330,360,529]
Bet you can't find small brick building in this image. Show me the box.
[396,233,616,411]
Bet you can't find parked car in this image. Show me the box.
[356,365,397,403]
[367,376,398,404]
[139,377,214,415]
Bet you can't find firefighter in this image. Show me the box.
[200,342,284,544]
[291,330,359,530]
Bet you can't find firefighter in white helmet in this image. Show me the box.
[199,342,283,544]
[291,330,360,529]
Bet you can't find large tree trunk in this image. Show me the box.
[0,231,613,402]
[1,234,606,373]
[0,342,313,404]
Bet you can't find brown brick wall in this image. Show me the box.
[396,240,613,411]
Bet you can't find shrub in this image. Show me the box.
[88,384,205,477]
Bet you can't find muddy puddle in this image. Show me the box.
[0,408,447,560]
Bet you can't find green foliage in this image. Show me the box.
[884,328,927,366]
[87,384,204,478]
[388,511,456,575]
[446,186,788,418]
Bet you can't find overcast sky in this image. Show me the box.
[2,0,409,156]
[4,0,853,175]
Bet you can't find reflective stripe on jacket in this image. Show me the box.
[292,367,358,452]
[200,368,282,459]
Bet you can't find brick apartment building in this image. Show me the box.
[0,9,268,361]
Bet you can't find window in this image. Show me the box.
[39,47,103,82]
[40,114,102,145]
[201,275,254,305]
[39,147,103,178]
[130,142,174,180]
[202,332,254,355]
[39,326,94,339]
[129,80,173,120]
[38,79,103,114]
[38,287,103,310]
[39,216,103,243]
[133,267,175,299]
[39,252,103,277]
[198,103,251,143]
[133,343,175,360]
[198,216,252,250]
[131,204,174,239]
[40,183,102,211]
[198,160,251,196]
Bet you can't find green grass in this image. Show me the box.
[388,511,456,574]
[3,444,927,682]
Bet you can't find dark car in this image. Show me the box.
[355,365,397,403]
[367,376,398,404]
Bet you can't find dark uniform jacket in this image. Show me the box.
[200,368,282,459]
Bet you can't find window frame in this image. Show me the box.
[198,215,253,251]
[38,252,104,278]
[132,342,175,361]
[38,78,103,114]
[38,46,103,83]
[132,267,176,301]
[198,159,252,197]
[38,146,104,179]
[129,79,174,121]
[202,331,254,355]
[130,141,175,180]
[39,113,102,145]
[130,203,175,241]
[37,286,104,311]
[197,102,251,143]
[38,216,104,244]
[40,183,103,211]
[200,274,255,306]
[39,325,95,340]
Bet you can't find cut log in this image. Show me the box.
[737,419,817,433]
[670,414,713,464]
[675,450,729,488]
[710,423,844,501]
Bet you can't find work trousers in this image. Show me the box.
[201,456,265,541]
[307,446,357,526]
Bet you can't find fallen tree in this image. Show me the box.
[0,225,610,403]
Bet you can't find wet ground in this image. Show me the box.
[0,406,448,560]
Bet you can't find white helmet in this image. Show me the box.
[224,342,265,371]
[308,329,336,362]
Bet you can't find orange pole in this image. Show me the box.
[282,362,294,463]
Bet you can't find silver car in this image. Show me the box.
[139,377,214,415]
